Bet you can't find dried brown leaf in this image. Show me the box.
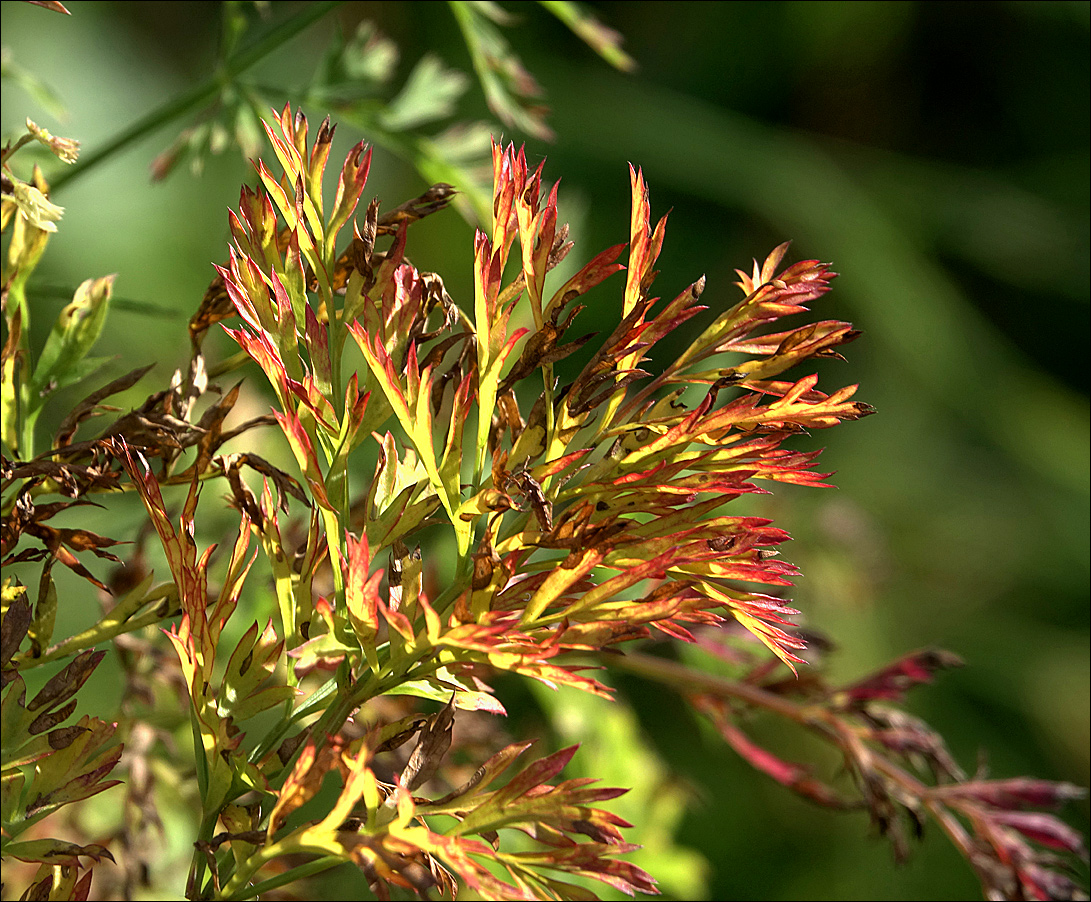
[402,697,456,791]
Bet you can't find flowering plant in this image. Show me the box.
[1,4,1085,901]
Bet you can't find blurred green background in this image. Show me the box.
[2,2,1087,899]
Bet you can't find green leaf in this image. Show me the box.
[0,54,68,120]
[379,55,470,131]
[20,715,121,823]
[0,770,26,829]
[287,624,360,675]
[30,274,114,398]
[219,621,296,722]
[381,676,505,714]
[3,838,114,866]
[27,568,55,657]
[313,20,399,99]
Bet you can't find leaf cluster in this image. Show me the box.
[1,5,1085,902]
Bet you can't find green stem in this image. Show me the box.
[541,360,557,476]
[220,852,344,901]
[11,590,175,668]
[248,675,340,766]
[276,649,442,782]
[49,1,342,193]
[185,723,217,900]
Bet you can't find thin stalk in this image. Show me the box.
[185,721,218,900]
[248,675,340,766]
[864,745,980,860]
[609,650,824,726]
[614,649,993,879]
[275,649,443,785]
[50,1,341,193]
[11,592,176,667]
[219,852,344,901]
[541,360,557,467]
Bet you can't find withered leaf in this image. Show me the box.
[472,550,494,592]
[376,183,457,235]
[175,381,242,478]
[46,724,88,751]
[5,839,115,867]
[1,593,33,667]
[28,698,78,735]
[401,697,456,791]
[54,364,156,448]
[216,414,278,448]
[511,470,552,533]
[373,714,429,754]
[27,649,106,712]
[17,520,117,592]
[427,741,535,807]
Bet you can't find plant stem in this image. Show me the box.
[50,1,341,193]
[609,650,823,726]
[220,851,344,901]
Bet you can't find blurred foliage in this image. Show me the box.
[1,1,1087,899]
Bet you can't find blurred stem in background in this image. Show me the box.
[49,1,342,193]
